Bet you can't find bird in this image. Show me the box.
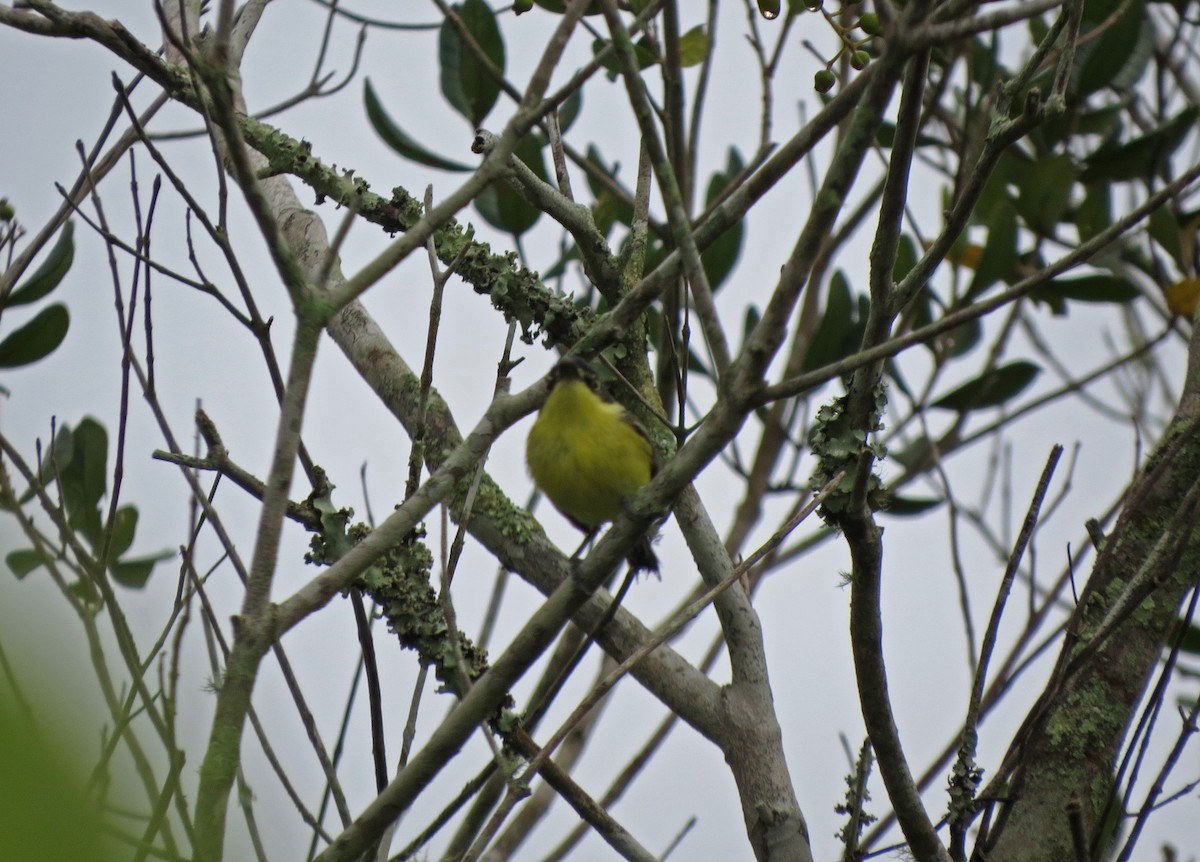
[526,356,659,574]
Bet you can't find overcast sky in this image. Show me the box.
[2,3,1196,860]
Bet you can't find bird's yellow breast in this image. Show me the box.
[526,378,653,530]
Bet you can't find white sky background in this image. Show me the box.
[1,1,1197,860]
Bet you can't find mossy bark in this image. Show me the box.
[980,326,1200,861]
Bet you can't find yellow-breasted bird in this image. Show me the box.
[526,357,659,574]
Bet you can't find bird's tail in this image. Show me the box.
[627,534,659,577]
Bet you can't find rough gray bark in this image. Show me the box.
[978,324,1200,861]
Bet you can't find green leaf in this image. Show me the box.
[556,89,582,134]
[106,505,139,560]
[1015,154,1079,236]
[967,35,997,91]
[532,0,602,12]
[1072,0,1150,97]
[892,234,918,283]
[58,418,108,547]
[883,496,943,516]
[1074,183,1112,244]
[874,121,942,150]
[583,145,633,232]
[67,578,100,604]
[891,436,935,470]
[363,79,472,172]
[743,304,761,343]
[440,0,505,127]
[678,25,710,66]
[931,361,1041,412]
[110,553,170,589]
[540,243,581,280]
[0,304,69,368]
[886,358,912,399]
[942,317,982,360]
[701,148,745,292]
[804,272,865,371]
[591,36,658,78]
[19,423,74,505]
[965,200,1018,301]
[474,133,548,236]
[1030,274,1140,314]
[4,222,74,309]
[972,150,1025,226]
[1148,206,1186,272]
[1040,104,1125,152]
[1169,619,1200,656]
[6,548,45,579]
[1081,106,1200,184]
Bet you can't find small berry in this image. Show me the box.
[850,50,870,70]
[814,69,836,92]
[858,12,883,36]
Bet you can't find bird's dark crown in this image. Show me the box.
[551,356,598,384]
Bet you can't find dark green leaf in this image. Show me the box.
[931,361,1041,412]
[540,243,581,280]
[4,222,74,309]
[19,423,73,505]
[883,496,943,516]
[1169,619,1200,656]
[110,553,170,589]
[967,36,997,90]
[804,272,862,371]
[584,146,633,232]
[1148,206,1185,272]
[556,89,582,134]
[965,201,1017,301]
[892,436,935,470]
[908,283,935,331]
[106,505,138,560]
[6,548,45,579]
[1030,274,1140,313]
[73,419,108,509]
[1072,0,1150,97]
[743,304,761,344]
[972,150,1025,225]
[874,122,943,150]
[363,79,472,172]
[892,234,918,283]
[886,358,912,399]
[701,148,745,292]
[685,345,710,376]
[68,579,99,604]
[0,304,69,368]
[1028,10,1050,45]
[1074,183,1112,244]
[582,144,620,197]
[1015,154,1079,235]
[943,317,982,360]
[592,192,627,237]
[474,133,548,236]
[1081,106,1200,183]
[532,0,602,12]
[440,0,505,127]
[591,36,658,78]
[1037,104,1126,153]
